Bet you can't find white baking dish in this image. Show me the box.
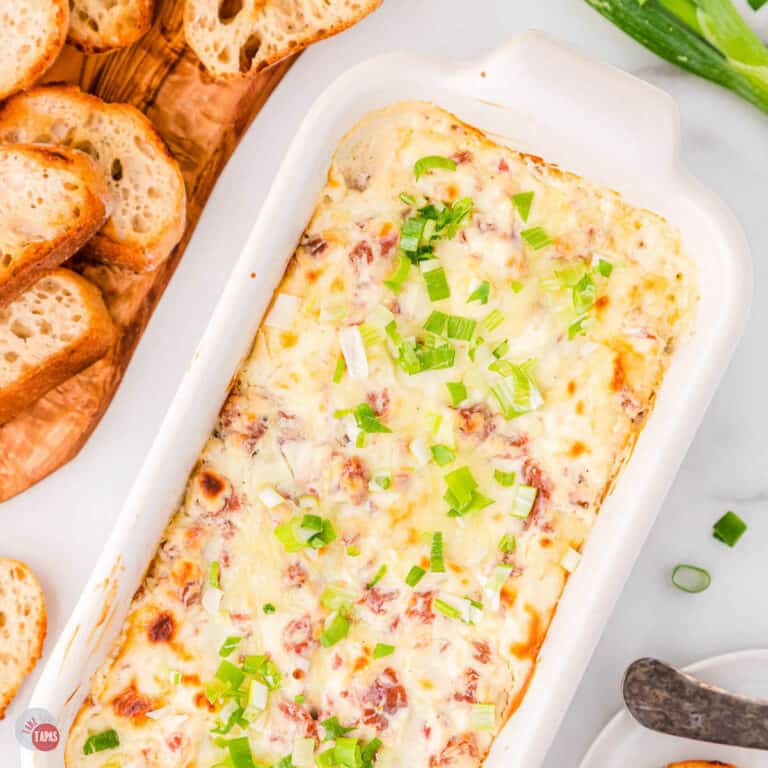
[23,32,751,768]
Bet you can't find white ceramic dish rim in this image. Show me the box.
[22,31,752,768]
[579,648,768,767]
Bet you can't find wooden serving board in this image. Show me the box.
[0,0,296,502]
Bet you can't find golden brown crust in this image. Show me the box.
[0,269,116,425]
[0,144,113,307]
[67,0,154,54]
[667,762,736,768]
[0,558,47,720]
[0,85,187,273]
[0,0,68,101]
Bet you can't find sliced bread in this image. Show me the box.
[68,0,153,54]
[0,559,46,720]
[184,0,381,79]
[0,0,68,101]
[0,269,115,425]
[0,144,113,308]
[0,85,187,273]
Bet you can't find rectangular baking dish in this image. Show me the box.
[23,32,752,768]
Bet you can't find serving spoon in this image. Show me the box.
[622,657,768,750]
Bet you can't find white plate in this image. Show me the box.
[580,649,768,768]
[22,32,752,768]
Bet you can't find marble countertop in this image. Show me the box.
[2,1,767,765]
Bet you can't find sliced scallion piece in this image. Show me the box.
[399,192,417,206]
[713,511,747,547]
[597,258,614,277]
[481,309,504,332]
[471,703,496,731]
[263,603,276,614]
[511,485,538,519]
[521,226,552,250]
[430,531,446,573]
[431,444,456,466]
[446,381,467,406]
[383,250,412,295]
[366,564,387,589]
[406,565,426,587]
[512,191,534,222]
[208,560,221,589]
[83,729,120,755]
[424,265,451,301]
[321,716,355,739]
[373,643,395,659]
[467,280,490,304]
[414,155,457,180]
[671,563,711,593]
[424,310,448,334]
[485,564,513,596]
[446,315,476,341]
[320,612,350,647]
[492,339,509,358]
[498,534,516,554]
[494,469,516,487]
[332,357,346,384]
[219,636,241,658]
[227,737,257,768]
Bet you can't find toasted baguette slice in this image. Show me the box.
[667,762,736,767]
[0,85,186,273]
[184,0,381,79]
[0,144,112,308]
[0,559,46,720]
[0,269,115,424]
[68,0,153,53]
[0,0,68,101]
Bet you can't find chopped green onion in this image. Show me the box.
[467,280,490,304]
[295,694,305,704]
[361,738,382,767]
[573,273,597,314]
[383,250,412,294]
[510,280,524,293]
[291,737,314,768]
[471,703,496,731]
[485,564,513,596]
[414,155,457,180]
[399,215,427,253]
[494,469,516,487]
[228,737,257,768]
[320,613,350,647]
[333,737,362,768]
[215,660,245,690]
[219,636,241,658]
[498,534,516,554]
[83,729,120,755]
[320,585,355,611]
[446,315,476,341]
[399,192,417,206]
[424,266,451,301]
[492,340,509,358]
[488,359,516,377]
[169,669,182,685]
[263,602,276,614]
[597,258,614,277]
[671,564,711,594]
[433,597,461,619]
[424,310,448,334]
[512,191,534,222]
[321,716,355,739]
[521,226,552,250]
[208,560,221,589]
[366,565,387,589]
[244,679,269,716]
[511,485,538,519]
[242,655,281,690]
[347,546,361,557]
[333,357,346,384]
[373,643,395,659]
[568,315,589,340]
[481,309,504,332]
[430,531,446,573]
[334,402,392,434]
[490,359,543,420]
[446,381,467,407]
[406,565,426,587]
[317,748,337,768]
[713,511,747,547]
[373,475,391,490]
[431,444,456,466]
[444,466,478,510]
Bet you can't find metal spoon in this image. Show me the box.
[622,657,768,750]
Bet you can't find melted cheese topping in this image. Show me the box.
[66,102,697,768]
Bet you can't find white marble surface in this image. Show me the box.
[2,1,767,765]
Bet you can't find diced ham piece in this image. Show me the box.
[361,667,408,731]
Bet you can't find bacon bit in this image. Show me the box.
[194,691,216,712]
[452,150,473,164]
[379,231,399,257]
[278,701,318,738]
[522,459,553,529]
[242,417,268,453]
[472,640,491,665]
[430,733,479,767]
[304,236,327,256]
[147,611,175,643]
[112,685,153,720]
[283,615,315,656]
[454,668,479,703]
[350,240,374,265]
[366,389,390,418]
[166,733,184,751]
[179,580,202,607]
[359,587,397,615]
[457,403,496,440]
[406,590,435,624]
[475,217,498,233]
[361,667,408,731]
[286,562,308,588]
[340,456,369,504]
[498,158,510,172]
[332,654,343,670]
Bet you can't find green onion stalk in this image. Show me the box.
[584,0,768,115]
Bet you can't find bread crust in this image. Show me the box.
[0,0,68,101]
[184,0,382,80]
[0,269,116,425]
[0,558,47,720]
[0,144,113,308]
[0,85,187,273]
[67,0,154,54]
